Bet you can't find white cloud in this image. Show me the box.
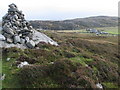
[0,0,119,20]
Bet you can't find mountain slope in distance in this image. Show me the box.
[30,16,118,30]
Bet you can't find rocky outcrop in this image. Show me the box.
[0,3,58,49]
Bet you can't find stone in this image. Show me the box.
[9,3,17,9]
[2,13,8,20]
[3,32,12,38]
[27,33,33,39]
[8,3,18,12]
[6,38,13,43]
[6,58,10,61]
[12,26,18,30]
[26,40,35,48]
[0,74,6,80]
[85,64,88,67]
[29,26,33,29]
[3,25,14,35]
[17,61,29,68]
[20,38,25,44]
[96,83,103,89]
[25,37,30,42]
[19,34,22,37]
[32,30,58,46]
[14,21,20,26]
[24,26,28,29]
[14,35,21,44]
[50,62,54,64]
[0,34,5,41]
[13,14,18,20]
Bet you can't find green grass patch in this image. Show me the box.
[0,60,2,72]
[102,82,118,88]
[56,27,119,34]
[70,56,93,66]
[56,29,87,33]
[2,57,21,88]
[32,77,60,88]
[96,27,119,34]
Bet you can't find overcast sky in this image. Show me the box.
[1,0,119,20]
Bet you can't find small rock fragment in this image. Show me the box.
[17,61,29,68]
[6,58,10,61]
[96,83,103,89]
[0,74,6,80]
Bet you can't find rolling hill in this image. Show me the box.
[30,16,118,30]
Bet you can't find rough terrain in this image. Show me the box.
[2,31,119,89]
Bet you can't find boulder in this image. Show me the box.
[6,38,13,43]
[25,37,30,42]
[14,35,21,44]
[96,83,103,89]
[17,61,29,68]
[0,34,5,41]
[6,58,10,61]
[3,32,12,38]
[13,14,18,20]
[20,38,25,44]
[26,40,35,48]
[0,74,6,80]
[3,26,14,35]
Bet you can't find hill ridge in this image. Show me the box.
[30,16,118,30]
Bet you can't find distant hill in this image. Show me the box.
[30,16,118,30]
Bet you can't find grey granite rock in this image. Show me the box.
[0,34,5,41]
[20,38,25,44]
[3,32,12,38]
[14,35,21,44]
[3,25,14,35]
[25,37,30,42]
[26,40,35,48]
[6,38,13,43]
[32,30,58,46]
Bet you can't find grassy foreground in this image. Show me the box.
[2,31,119,88]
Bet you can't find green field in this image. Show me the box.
[96,27,118,34]
[57,29,86,33]
[56,27,118,34]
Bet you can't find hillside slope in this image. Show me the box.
[30,16,118,30]
[2,31,119,88]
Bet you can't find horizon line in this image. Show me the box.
[0,15,118,21]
